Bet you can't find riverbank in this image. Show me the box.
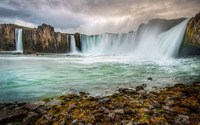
[0,83,199,125]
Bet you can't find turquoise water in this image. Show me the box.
[0,54,200,102]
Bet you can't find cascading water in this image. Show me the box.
[70,35,78,53]
[79,19,189,58]
[15,28,23,53]
[80,32,136,54]
[158,19,190,57]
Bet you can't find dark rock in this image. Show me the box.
[71,119,79,125]
[147,78,153,81]
[23,103,39,111]
[113,109,124,114]
[151,101,161,108]
[0,109,27,123]
[68,104,76,111]
[193,82,200,87]
[124,108,134,114]
[98,98,110,103]
[136,86,144,91]
[44,113,53,121]
[22,112,38,125]
[135,122,148,125]
[162,105,176,116]
[58,119,65,125]
[36,107,48,115]
[103,116,111,122]
[175,115,190,125]
[174,83,186,88]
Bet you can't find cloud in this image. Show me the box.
[0,0,200,34]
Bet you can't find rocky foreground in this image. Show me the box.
[0,83,200,125]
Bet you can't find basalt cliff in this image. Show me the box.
[0,24,81,53]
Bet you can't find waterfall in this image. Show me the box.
[157,19,189,57]
[15,28,23,53]
[79,19,189,58]
[80,32,136,54]
[70,35,78,53]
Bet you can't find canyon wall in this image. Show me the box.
[179,12,200,56]
[0,24,81,53]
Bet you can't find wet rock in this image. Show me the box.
[193,82,200,87]
[151,100,161,108]
[58,119,65,125]
[124,108,134,114]
[136,86,144,91]
[166,100,175,106]
[175,115,190,125]
[174,83,186,88]
[68,104,76,111]
[103,116,111,122]
[0,109,27,123]
[147,78,153,81]
[71,119,79,125]
[162,105,176,116]
[118,88,137,94]
[139,91,150,99]
[114,114,121,122]
[143,108,153,115]
[22,112,38,125]
[113,109,124,114]
[36,107,48,115]
[98,98,110,103]
[44,113,53,121]
[136,122,148,125]
[23,103,40,111]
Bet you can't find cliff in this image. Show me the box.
[179,12,200,56]
[0,24,79,53]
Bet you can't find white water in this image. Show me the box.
[79,19,189,58]
[15,28,23,53]
[70,35,78,53]
[158,19,190,57]
[80,32,136,54]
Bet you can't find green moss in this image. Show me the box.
[158,110,165,113]
[195,87,200,90]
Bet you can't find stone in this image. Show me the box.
[36,107,48,115]
[71,119,79,125]
[44,113,53,121]
[175,115,190,125]
[23,103,40,111]
[98,98,110,103]
[124,108,134,114]
[113,109,124,114]
[162,105,176,116]
[0,109,27,123]
[147,78,153,81]
[136,86,144,91]
[103,116,111,122]
[68,104,76,111]
[151,101,161,108]
[58,119,65,125]
[22,112,38,125]
[114,114,121,122]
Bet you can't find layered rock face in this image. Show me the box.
[179,12,200,56]
[0,24,17,51]
[0,24,78,53]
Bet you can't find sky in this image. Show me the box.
[0,0,200,35]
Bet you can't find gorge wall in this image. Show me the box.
[179,12,200,56]
[0,24,81,53]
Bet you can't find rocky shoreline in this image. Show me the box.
[0,83,199,125]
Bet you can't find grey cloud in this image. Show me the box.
[0,0,200,34]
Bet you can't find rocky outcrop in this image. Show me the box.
[0,24,77,53]
[179,12,200,56]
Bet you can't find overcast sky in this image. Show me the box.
[0,0,200,34]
